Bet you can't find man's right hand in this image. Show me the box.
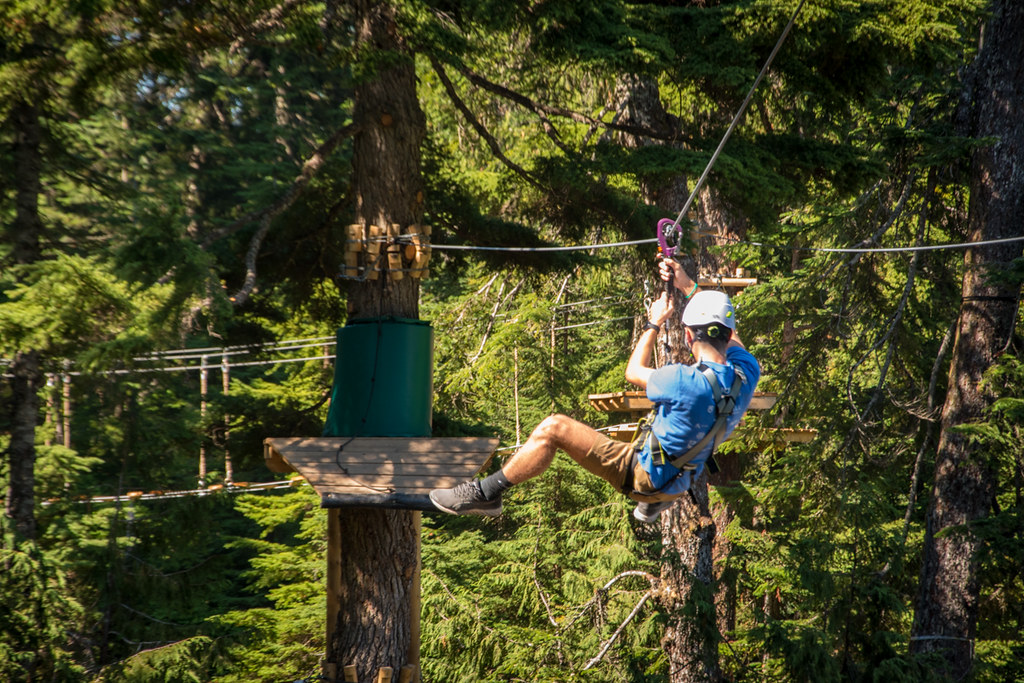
[658,258,691,293]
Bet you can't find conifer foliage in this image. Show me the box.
[2,1,1022,682]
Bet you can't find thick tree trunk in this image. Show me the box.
[3,102,45,541]
[615,72,729,682]
[660,475,721,683]
[327,1,426,680]
[910,1,1024,678]
[6,352,42,541]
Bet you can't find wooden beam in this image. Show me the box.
[698,276,758,289]
[263,440,295,473]
[589,391,778,415]
[602,424,816,446]
[321,492,442,511]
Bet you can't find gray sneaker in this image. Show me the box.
[429,481,502,517]
[633,500,675,523]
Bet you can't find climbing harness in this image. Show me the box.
[631,363,746,484]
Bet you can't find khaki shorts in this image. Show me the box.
[582,432,683,503]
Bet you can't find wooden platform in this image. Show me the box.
[589,390,778,415]
[264,437,499,511]
[601,423,816,445]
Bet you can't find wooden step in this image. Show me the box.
[264,436,499,510]
[589,390,777,415]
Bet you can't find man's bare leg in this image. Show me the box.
[428,414,603,516]
[502,414,603,484]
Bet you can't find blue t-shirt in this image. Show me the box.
[639,346,761,496]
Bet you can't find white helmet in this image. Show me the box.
[681,290,736,330]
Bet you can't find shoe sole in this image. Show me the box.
[633,510,661,523]
[633,503,675,523]
[429,491,502,517]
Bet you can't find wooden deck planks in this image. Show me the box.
[264,436,499,509]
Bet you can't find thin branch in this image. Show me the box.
[228,0,307,55]
[878,319,954,578]
[459,65,690,144]
[457,67,576,157]
[469,278,524,365]
[201,122,358,249]
[845,174,934,419]
[562,570,658,638]
[583,590,653,670]
[429,58,544,190]
[118,603,196,628]
[846,172,917,266]
[227,213,272,307]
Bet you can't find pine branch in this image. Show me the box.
[429,57,544,191]
[458,65,690,144]
[201,122,358,249]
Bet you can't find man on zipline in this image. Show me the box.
[430,259,761,522]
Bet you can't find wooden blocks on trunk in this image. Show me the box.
[340,223,431,281]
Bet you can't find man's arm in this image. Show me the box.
[625,291,673,389]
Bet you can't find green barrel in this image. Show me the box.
[322,317,433,437]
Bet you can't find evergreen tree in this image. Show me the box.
[911,0,1024,678]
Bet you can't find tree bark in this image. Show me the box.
[327,1,426,680]
[3,102,45,541]
[910,1,1024,678]
[615,72,726,682]
[660,475,721,683]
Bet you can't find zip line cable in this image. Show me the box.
[430,232,1024,255]
[667,0,808,233]
[722,233,1024,254]
[431,238,659,252]
[42,478,306,506]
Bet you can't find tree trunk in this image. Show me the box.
[3,102,45,542]
[6,352,42,541]
[327,1,426,680]
[615,72,726,682]
[660,475,721,683]
[910,1,1024,678]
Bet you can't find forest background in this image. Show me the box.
[1,0,1022,682]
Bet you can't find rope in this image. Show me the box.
[668,0,808,232]
[41,479,304,506]
[429,234,1024,255]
